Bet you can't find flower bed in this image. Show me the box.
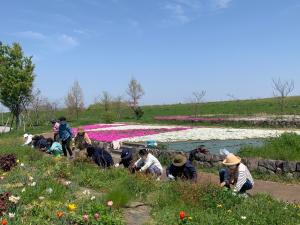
[87,127,189,142]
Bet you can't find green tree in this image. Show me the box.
[0,42,35,129]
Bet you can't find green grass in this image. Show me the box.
[1,133,300,224]
[239,133,300,161]
[2,96,300,130]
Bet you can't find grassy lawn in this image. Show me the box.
[239,133,300,161]
[1,132,300,224]
[2,96,300,130]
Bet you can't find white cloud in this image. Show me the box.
[215,0,232,9]
[57,34,79,48]
[16,31,46,40]
[14,31,79,51]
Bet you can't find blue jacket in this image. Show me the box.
[166,160,197,182]
[59,121,73,141]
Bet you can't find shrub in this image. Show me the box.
[101,112,115,124]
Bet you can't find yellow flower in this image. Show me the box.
[16,160,20,163]
[67,204,77,212]
[188,217,193,221]
[217,204,222,208]
[227,210,232,213]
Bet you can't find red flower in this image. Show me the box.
[179,211,185,220]
[56,211,64,219]
[1,219,7,225]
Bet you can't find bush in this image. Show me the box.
[101,112,115,124]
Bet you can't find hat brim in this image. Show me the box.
[172,157,187,167]
[222,156,241,166]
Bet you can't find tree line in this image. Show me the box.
[0,42,145,130]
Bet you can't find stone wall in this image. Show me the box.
[94,141,300,179]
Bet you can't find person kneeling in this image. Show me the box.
[133,149,163,180]
[87,146,114,169]
[46,139,63,157]
[219,153,254,194]
[166,154,197,183]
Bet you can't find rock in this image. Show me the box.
[276,168,282,174]
[286,173,294,179]
[257,166,268,173]
[282,162,297,173]
[275,160,284,169]
[292,172,300,179]
[258,159,276,172]
[267,170,275,175]
[296,163,300,172]
[245,158,259,171]
[212,154,222,162]
[203,162,212,168]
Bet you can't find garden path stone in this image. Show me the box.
[123,202,153,225]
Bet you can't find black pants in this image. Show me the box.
[62,137,73,156]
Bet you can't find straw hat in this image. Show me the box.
[222,153,241,166]
[172,154,187,167]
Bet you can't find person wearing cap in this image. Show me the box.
[219,153,254,193]
[134,149,163,178]
[166,154,197,182]
[51,119,60,141]
[115,147,134,169]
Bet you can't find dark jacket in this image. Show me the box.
[119,148,133,168]
[166,160,197,182]
[59,121,73,141]
[88,147,114,168]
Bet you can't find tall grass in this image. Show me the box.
[239,133,300,161]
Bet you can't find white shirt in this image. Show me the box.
[235,163,254,192]
[135,153,163,173]
[23,134,33,146]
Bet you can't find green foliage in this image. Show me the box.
[239,132,300,161]
[102,111,115,124]
[0,42,35,129]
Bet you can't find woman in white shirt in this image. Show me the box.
[134,149,163,178]
[219,153,254,194]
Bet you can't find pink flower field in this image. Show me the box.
[72,123,190,142]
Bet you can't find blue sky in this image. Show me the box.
[1,0,300,106]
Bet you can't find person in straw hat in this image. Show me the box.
[219,153,254,193]
[166,154,197,182]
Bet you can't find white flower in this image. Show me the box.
[39,196,45,200]
[9,195,20,204]
[0,176,4,180]
[8,212,15,219]
[28,176,34,181]
[29,182,36,187]
[20,163,25,167]
[46,188,53,194]
[90,196,96,201]
[21,188,26,193]
[64,181,71,186]
[241,216,247,220]
[83,190,91,195]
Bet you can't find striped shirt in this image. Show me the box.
[235,163,254,192]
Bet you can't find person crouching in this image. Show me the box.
[87,146,114,169]
[133,149,163,180]
[166,154,197,183]
[219,153,254,194]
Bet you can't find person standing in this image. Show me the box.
[58,117,73,158]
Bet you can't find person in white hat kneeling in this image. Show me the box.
[219,153,254,194]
